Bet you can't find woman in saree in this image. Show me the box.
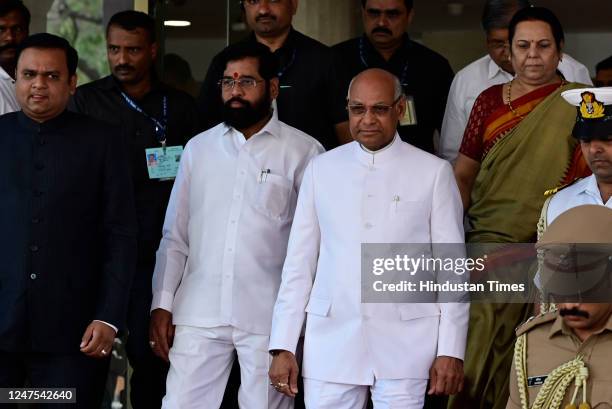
[447,7,590,409]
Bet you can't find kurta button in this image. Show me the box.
[30,245,39,252]
[30,273,37,280]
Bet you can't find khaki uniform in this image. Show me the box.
[506,311,612,408]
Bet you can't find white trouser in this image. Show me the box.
[303,377,427,409]
[162,325,293,409]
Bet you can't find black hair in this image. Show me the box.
[106,10,156,43]
[596,56,612,73]
[481,0,530,32]
[508,6,564,50]
[360,0,413,11]
[217,41,279,81]
[0,0,30,27]
[16,33,78,76]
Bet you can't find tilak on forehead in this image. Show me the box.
[233,72,240,79]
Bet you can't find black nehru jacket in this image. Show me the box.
[0,110,137,353]
[70,75,199,276]
[332,34,454,153]
[198,28,338,150]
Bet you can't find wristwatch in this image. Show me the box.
[269,349,283,356]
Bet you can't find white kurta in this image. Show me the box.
[439,53,592,162]
[151,117,324,335]
[269,135,469,385]
[0,66,19,115]
[547,174,612,223]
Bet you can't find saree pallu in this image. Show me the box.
[448,82,589,409]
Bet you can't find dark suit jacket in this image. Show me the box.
[0,110,137,353]
[70,76,199,293]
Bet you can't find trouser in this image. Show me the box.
[126,260,169,409]
[303,377,428,409]
[0,350,109,409]
[162,325,293,409]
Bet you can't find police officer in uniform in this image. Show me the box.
[507,205,612,409]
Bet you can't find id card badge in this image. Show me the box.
[400,95,418,126]
[145,146,183,180]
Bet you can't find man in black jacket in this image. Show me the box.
[70,10,199,409]
[0,33,137,409]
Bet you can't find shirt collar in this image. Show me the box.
[354,133,402,166]
[361,33,410,64]
[582,174,603,202]
[248,27,297,55]
[0,65,12,81]
[17,109,71,133]
[549,310,612,339]
[103,74,165,96]
[222,112,281,144]
[487,55,513,81]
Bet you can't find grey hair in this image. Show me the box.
[346,72,404,101]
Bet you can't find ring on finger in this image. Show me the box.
[101,349,107,355]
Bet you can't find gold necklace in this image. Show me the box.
[506,77,567,118]
[506,79,523,118]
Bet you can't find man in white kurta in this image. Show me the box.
[0,1,29,115]
[439,0,592,163]
[268,69,469,409]
[150,42,323,409]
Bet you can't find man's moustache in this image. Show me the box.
[225,98,250,108]
[114,64,135,72]
[560,308,590,318]
[256,14,276,22]
[372,27,392,35]
[0,43,17,53]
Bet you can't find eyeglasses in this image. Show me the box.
[242,0,281,6]
[218,77,264,90]
[347,97,402,117]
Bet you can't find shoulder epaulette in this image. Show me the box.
[544,178,583,197]
[515,310,557,336]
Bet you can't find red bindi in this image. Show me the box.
[233,72,239,79]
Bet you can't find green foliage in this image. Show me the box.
[47,0,109,85]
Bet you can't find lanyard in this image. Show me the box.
[359,37,409,86]
[277,47,297,79]
[120,92,168,148]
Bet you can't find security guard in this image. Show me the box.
[539,87,612,229]
[507,205,612,409]
[331,0,454,153]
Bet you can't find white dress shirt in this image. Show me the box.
[151,116,324,336]
[440,54,593,162]
[0,66,19,115]
[269,135,469,385]
[547,174,612,223]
